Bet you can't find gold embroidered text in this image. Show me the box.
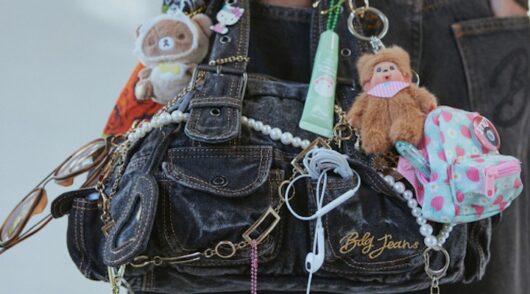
[339,231,419,259]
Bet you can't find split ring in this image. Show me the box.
[423,246,450,280]
[214,241,237,259]
[347,7,389,41]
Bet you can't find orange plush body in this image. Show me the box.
[346,46,437,154]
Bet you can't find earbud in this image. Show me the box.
[305,222,325,273]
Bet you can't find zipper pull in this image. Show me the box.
[484,166,498,198]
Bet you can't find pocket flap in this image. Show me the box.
[163,146,273,197]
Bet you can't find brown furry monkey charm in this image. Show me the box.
[346,46,438,154]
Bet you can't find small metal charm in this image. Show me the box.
[210,2,245,35]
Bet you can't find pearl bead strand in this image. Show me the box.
[379,172,454,249]
[241,116,311,149]
[127,110,189,143]
[127,110,313,150]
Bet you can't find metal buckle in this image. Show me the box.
[291,138,331,174]
[242,207,281,244]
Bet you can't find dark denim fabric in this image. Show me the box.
[53,0,530,293]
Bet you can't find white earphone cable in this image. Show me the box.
[283,148,361,294]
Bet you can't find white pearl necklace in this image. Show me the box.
[127,110,312,149]
[379,172,454,248]
[127,109,453,249]
[241,116,311,149]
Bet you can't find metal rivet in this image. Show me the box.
[341,48,352,57]
[210,108,221,117]
[211,176,228,187]
[219,35,231,44]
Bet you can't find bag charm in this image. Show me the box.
[299,1,343,138]
[345,46,438,154]
[134,11,212,105]
[210,2,245,35]
[396,107,524,224]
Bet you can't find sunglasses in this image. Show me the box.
[0,137,118,255]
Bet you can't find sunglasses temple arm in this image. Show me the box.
[16,214,53,245]
[0,215,51,257]
[33,169,58,190]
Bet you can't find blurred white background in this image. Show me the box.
[0,1,160,293]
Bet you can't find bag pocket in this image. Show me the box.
[155,145,285,270]
[308,175,469,285]
[66,193,108,281]
[452,16,530,150]
[450,154,523,222]
[308,176,424,277]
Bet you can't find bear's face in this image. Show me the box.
[135,13,212,67]
[142,20,194,59]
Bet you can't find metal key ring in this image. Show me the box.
[347,7,389,41]
[423,246,451,280]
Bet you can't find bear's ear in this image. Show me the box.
[192,14,213,37]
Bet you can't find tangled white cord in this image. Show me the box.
[283,148,361,294]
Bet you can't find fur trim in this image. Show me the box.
[134,12,200,67]
[357,46,412,86]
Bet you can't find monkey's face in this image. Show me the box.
[369,61,407,86]
[142,20,194,59]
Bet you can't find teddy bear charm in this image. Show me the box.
[134,11,212,105]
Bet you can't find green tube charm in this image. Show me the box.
[299,30,339,138]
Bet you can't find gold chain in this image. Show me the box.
[208,55,250,66]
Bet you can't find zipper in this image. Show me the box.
[484,160,521,197]
[486,160,522,179]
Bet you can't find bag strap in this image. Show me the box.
[184,0,251,143]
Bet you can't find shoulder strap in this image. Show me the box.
[184,0,251,143]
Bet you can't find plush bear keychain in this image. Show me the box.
[134,11,212,105]
[346,46,438,154]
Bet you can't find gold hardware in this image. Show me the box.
[214,241,237,259]
[242,207,282,244]
[108,265,126,294]
[278,180,295,203]
[130,252,202,268]
[291,137,332,174]
[208,55,250,66]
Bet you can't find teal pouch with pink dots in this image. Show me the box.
[400,106,523,224]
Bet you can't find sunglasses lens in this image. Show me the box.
[55,139,106,180]
[1,189,43,244]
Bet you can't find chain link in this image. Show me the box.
[208,55,250,66]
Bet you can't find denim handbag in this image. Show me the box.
[50,1,493,293]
